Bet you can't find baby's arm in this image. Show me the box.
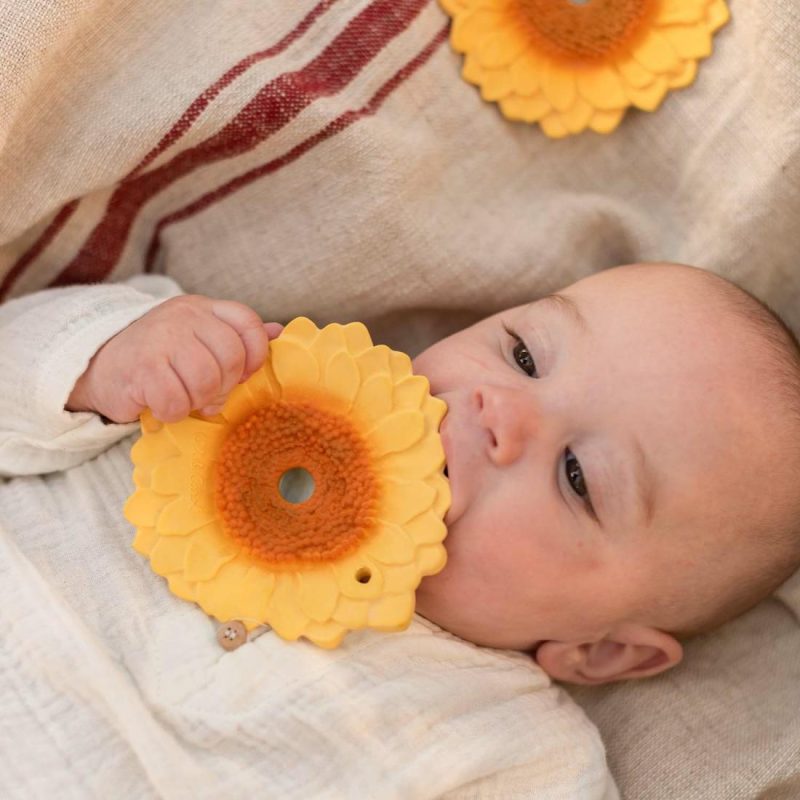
[0,277,273,478]
[66,294,281,423]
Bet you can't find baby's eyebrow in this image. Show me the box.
[631,434,657,528]
[535,292,589,333]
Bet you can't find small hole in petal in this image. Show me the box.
[278,467,315,504]
[355,567,372,584]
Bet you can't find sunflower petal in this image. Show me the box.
[267,573,309,641]
[184,526,239,581]
[196,560,272,625]
[297,567,340,623]
[476,27,527,70]
[616,55,655,89]
[705,0,730,33]
[342,321,373,356]
[462,52,485,86]
[540,112,569,139]
[157,495,218,536]
[303,620,348,649]
[149,535,190,576]
[417,543,448,576]
[378,434,445,480]
[368,410,425,458]
[219,383,257,426]
[661,25,712,59]
[561,96,593,134]
[324,350,360,409]
[367,592,415,631]
[352,373,394,427]
[393,375,429,410]
[271,339,320,395]
[405,509,448,546]
[313,323,347,369]
[451,9,503,53]
[577,66,628,110]
[625,75,668,111]
[332,595,370,627]
[364,522,416,565]
[500,93,551,123]
[667,59,697,88]
[130,427,180,467]
[150,456,187,496]
[132,526,159,556]
[633,29,682,74]
[382,562,424,593]
[541,61,576,112]
[245,360,282,404]
[389,351,413,382]
[355,345,391,382]
[167,573,196,601]
[588,108,626,134]
[125,489,173,528]
[657,0,706,25]
[480,67,514,101]
[380,480,437,524]
[426,472,452,518]
[281,316,319,345]
[132,464,151,489]
[509,52,542,96]
[422,396,448,428]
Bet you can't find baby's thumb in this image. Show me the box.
[264,321,284,340]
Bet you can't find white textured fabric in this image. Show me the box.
[0,275,180,476]
[0,445,616,799]
[1,1,799,798]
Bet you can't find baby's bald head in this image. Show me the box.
[637,265,800,638]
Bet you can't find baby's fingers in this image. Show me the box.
[144,363,193,423]
[210,300,270,381]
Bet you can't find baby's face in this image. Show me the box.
[412,265,778,654]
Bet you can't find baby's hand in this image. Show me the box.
[66,295,283,423]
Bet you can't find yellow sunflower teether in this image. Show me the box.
[440,0,730,138]
[124,317,449,649]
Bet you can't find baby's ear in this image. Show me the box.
[535,624,683,685]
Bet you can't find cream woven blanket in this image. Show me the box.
[1,1,799,797]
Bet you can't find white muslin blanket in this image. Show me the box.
[0,276,616,799]
[0,454,615,799]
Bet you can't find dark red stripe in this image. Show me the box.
[128,0,340,179]
[49,0,430,289]
[145,25,448,272]
[0,200,79,300]
[0,1,336,301]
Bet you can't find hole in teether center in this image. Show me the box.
[355,567,372,584]
[278,467,315,504]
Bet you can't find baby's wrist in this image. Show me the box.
[65,369,97,415]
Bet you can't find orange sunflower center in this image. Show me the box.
[214,400,380,568]
[515,0,657,62]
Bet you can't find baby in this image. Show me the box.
[65,261,800,683]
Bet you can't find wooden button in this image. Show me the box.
[216,620,247,651]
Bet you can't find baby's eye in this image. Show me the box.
[565,449,588,498]
[512,339,538,377]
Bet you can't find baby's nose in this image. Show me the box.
[474,385,536,466]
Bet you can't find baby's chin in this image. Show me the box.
[415,575,541,652]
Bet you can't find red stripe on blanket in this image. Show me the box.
[129,0,340,179]
[144,25,448,272]
[48,0,430,289]
[0,1,336,301]
[0,200,80,300]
